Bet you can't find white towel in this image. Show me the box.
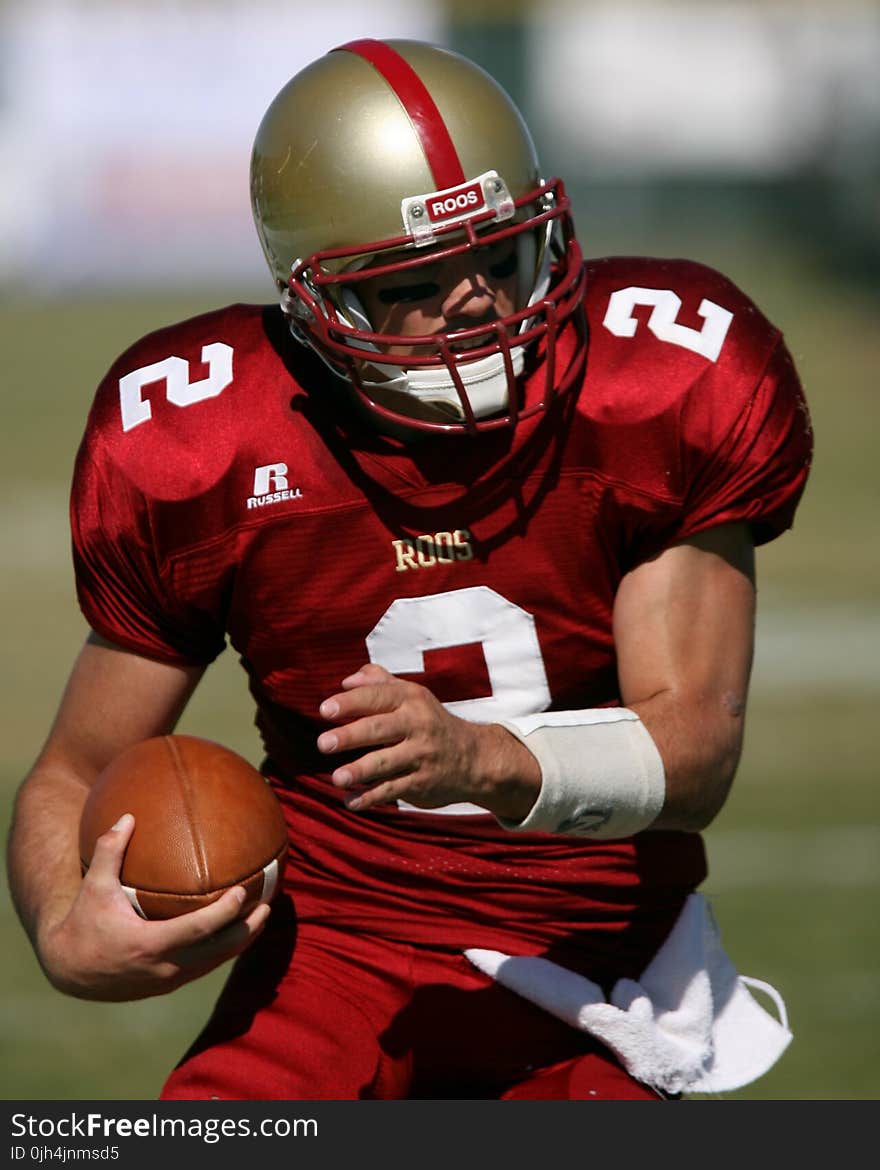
[464,892,792,1095]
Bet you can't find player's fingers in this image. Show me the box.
[84,813,135,886]
[317,709,405,757]
[344,775,418,811]
[340,663,394,689]
[150,884,248,948]
[318,680,406,726]
[328,743,414,790]
[165,900,271,969]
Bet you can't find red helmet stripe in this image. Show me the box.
[333,39,466,190]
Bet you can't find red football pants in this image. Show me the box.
[161,896,661,1100]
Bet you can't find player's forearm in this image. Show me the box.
[492,685,745,839]
[630,686,745,832]
[7,762,91,958]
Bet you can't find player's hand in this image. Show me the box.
[316,663,540,818]
[37,815,270,1002]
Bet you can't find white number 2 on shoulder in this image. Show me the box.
[603,287,733,362]
[118,342,234,432]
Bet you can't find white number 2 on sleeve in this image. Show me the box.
[118,342,234,432]
[603,287,733,361]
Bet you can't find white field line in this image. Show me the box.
[704,824,880,890]
[751,606,880,693]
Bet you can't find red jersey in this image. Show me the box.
[71,257,812,984]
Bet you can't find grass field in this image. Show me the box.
[2,237,878,1100]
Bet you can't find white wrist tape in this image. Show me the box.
[496,708,665,839]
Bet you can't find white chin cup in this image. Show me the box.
[375,349,525,420]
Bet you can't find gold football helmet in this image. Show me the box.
[250,38,585,434]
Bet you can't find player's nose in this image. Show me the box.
[438,255,498,325]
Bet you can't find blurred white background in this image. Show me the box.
[1,0,877,289]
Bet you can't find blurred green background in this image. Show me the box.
[2,1,879,1101]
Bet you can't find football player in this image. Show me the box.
[7,39,812,1099]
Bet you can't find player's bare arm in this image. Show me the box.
[613,521,755,831]
[7,633,270,1001]
[317,521,754,831]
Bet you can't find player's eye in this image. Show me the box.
[375,281,441,305]
[488,248,518,280]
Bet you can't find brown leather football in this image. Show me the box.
[79,734,288,920]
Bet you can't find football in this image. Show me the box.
[79,734,288,920]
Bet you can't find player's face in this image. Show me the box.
[357,239,520,355]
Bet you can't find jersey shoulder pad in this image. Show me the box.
[581,256,782,418]
[78,303,280,498]
[584,255,780,355]
[99,302,266,429]
[578,257,810,551]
